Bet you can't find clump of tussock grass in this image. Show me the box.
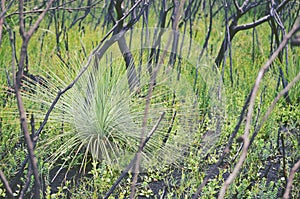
[19,54,200,172]
[2,28,226,176]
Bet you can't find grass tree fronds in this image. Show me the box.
[19,53,201,173]
[1,18,225,196]
[104,111,166,199]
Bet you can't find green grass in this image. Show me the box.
[0,4,299,198]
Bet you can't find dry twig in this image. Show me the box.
[283,159,300,199]
[218,17,299,199]
[0,170,13,197]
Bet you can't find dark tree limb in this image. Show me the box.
[9,2,147,193]
[9,1,56,197]
[283,159,300,199]
[192,87,252,199]
[198,0,213,61]
[103,112,165,199]
[168,0,180,66]
[147,0,168,76]
[215,0,291,67]
[69,0,92,29]
[18,163,33,198]
[218,17,299,199]
[0,0,16,45]
[114,0,140,92]
[249,70,300,147]
[0,170,13,198]
[269,5,291,104]
[5,0,102,18]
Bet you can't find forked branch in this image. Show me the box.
[13,1,145,191]
[217,17,299,199]
[104,112,166,199]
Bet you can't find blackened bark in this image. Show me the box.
[215,23,237,67]
[169,0,180,66]
[115,0,139,92]
[147,0,168,76]
[117,35,140,92]
[215,0,291,68]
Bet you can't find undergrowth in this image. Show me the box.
[0,5,299,198]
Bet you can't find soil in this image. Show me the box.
[47,125,299,198]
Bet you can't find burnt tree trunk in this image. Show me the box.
[115,0,139,92]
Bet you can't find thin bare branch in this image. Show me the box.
[240,0,250,12]
[0,0,15,18]
[13,3,145,188]
[215,0,291,67]
[27,0,56,38]
[0,0,16,45]
[254,71,300,138]
[104,112,165,199]
[130,0,186,198]
[234,0,241,13]
[12,1,56,197]
[13,38,41,199]
[218,17,299,199]
[192,89,252,199]
[6,0,102,18]
[234,0,291,32]
[0,170,13,197]
[18,163,33,198]
[283,159,300,199]
[18,0,25,39]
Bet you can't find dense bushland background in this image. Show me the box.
[0,0,299,198]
